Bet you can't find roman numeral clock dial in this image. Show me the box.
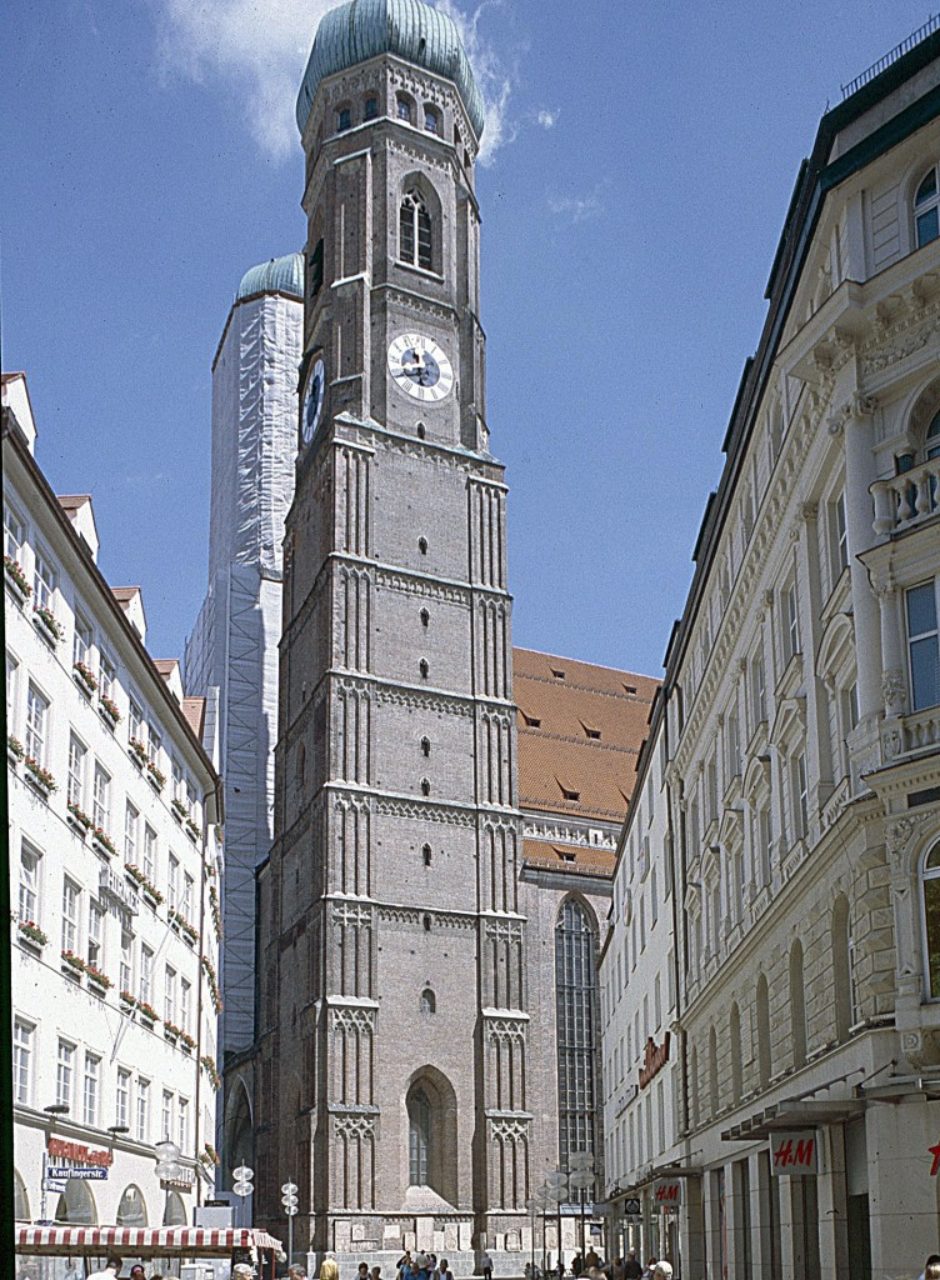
[387,333,454,403]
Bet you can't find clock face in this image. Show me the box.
[301,356,326,444]
[387,333,454,403]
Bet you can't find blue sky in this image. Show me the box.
[1,0,931,678]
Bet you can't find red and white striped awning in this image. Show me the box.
[15,1225,283,1256]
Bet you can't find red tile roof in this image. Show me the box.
[513,647,658,823]
[521,837,617,878]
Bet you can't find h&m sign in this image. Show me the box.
[652,1179,681,1209]
[770,1131,819,1176]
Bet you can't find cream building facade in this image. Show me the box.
[5,374,223,1242]
[600,24,940,1280]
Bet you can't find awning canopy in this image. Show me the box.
[15,1225,283,1257]
[721,1097,864,1142]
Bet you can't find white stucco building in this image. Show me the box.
[599,21,940,1280]
[5,373,224,1237]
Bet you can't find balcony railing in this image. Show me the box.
[871,459,940,536]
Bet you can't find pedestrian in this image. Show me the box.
[639,1261,656,1280]
[436,1258,453,1280]
[479,1250,493,1280]
[584,1252,599,1272]
[320,1253,340,1280]
[556,1254,565,1279]
[397,1253,413,1277]
[922,1259,940,1280]
[290,1270,309,1280]
[623,1255,642,1280]
[571,1252,583,1278]
[651,1266,672,1280]
[129,1267,146,1280]
[358,1264,370,1280]
[372,1269,382,1280]
[88,1258,123,1280]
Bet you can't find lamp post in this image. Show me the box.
[233,1165,255,1229]
[38,1104,70,1224]
[544,1171,568,1273]
[155,1138,183,1225]
[567,1153,594,1258]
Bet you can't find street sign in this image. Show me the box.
[623,1197,641,1217]
[42,1178,67,1194]
[47,1166,108,1181]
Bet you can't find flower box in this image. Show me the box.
[98,695,121,727]
[125,864,163,905]
[86,965,112,996]
[200,1055,222,1090]
[146,761,167,791]
[91,828,117,858]
[186,819,200,843]
[67,802,94,836]
[128,737,148,767]
[7,735,25,765]
[119,990,137,1014]
[24,757,57,797]
[179,1031,196,1054]
[171,799,188,822]
[33,607,64,645]
[164,1022,180,1044]
[17,919,48,949]
[72,662,98,697]
[4,554,31,602]
[61,949,87,977]
[137,1000,159,1028]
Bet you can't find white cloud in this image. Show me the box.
[536,108,558,129]
[153,0,516,164]
[547,190,604,224]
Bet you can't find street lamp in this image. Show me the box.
[38,1105,70,1224]
[155,1138,183,1225]
[567,1153,594,1258]
[544,1172,568,1272]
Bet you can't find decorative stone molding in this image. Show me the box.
[380,285,457,326]
[374,796,476,826]
[881,668,907,717]
[521,819,616,850]
[489,1116,530,1141]
[377,904,476,929]
[333,1112,377,1138]
[484,1016,528,1044]
[485,918,524,944]
[332,902,374,928]
[330,1005,377,1033]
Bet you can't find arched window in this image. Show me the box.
[420,778,430,796]
[420,608,430,628]
[927,410,940,461]
[163,1189,187,1226]
[400,192,433,270]
[922,842,940,997]
[832,894,858,1040]
[420,987,436,1014]
[13,1168,29,1221]
[419,659,429,680]
[296,742,306,786]
[915,167,940,248]
[756,972,771,1090]
[555,898,598,1174]
[397,94,414,123]
[418,537,428,555]
[409,1086,431,1183]
[729,1003,742,1106]
[708,1026,719,1117]
[424,106,440,134]
[789,939,806,1068]
[422,843,432,866]
[364,96,379,121]
[422,913,432,932]
[421,737,431,758]
[336,105,352,133]
[117,1183,148,1226]
[689,1045,699,1129]
[55,1179,96,1224]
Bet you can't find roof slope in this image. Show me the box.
[513,647,658,823]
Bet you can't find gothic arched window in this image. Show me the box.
[915,166,940,248]
[409,1086,431,1184]
[922,842,940,997]
[400,191,433,270]
[555,898,598,1178]
[789,939,806,1068]
[756,971,771,1090]
[420,987,436,1014]
[832,894,858,1039]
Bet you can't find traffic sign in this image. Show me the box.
[623,1197,641,1217]
[47,1166,108,1181]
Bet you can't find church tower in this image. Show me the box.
[255,0,531,1260]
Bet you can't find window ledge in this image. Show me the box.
[395,259,444,285]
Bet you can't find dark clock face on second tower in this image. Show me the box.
[387,333,454,403]
[301,356,326,444]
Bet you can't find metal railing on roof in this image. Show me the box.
[841,13,940,99]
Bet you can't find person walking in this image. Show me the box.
[479,1250,493,1280]
[571,1252,583,1278]
[320,1253,340,1280]
[623,1255,642,1280]
[87,1259,122,1280]
[556,1254,565,1279]
[435,1258,453,1280]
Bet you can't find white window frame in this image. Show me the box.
[178,1097,189,1150]
[99,652,116,702]
[83,1052,101,1126]
[13,1018,34,1105]
[73,612,93,669]
[62,878,80,954]
[124,801,139,863]
[120,928,133,994]
[136,1077,150,1142]
[33,547,56,612]
[164,965,177,1024]
[68,733,87,809]
[914,164,940,249]
[25,682,49,764]
[116,1068,131,1129]
[18,838,41,925]
[140,944,154,1004]
[4,503,26,563]
[143,825,157,879]
[56,1039,75,1110]
[906,580,940,712]
[6,650,19,732]
[93,762,111,832]
[87,899,104,969]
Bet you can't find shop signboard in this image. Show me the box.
[623,1197,641,1217]
[652,1179,681,1209]
[769,1131,819,1175]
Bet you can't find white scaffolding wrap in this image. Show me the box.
[185,283,303,1058]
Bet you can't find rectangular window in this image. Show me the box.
[33,549,56,611]
[140,944,154,1004]
[129,698,143,743]
[120,929,133,994]
[832,491,848,577]
[6,651,19,730]
[727,708,740,779]
[168,854,179,911]
[83,1053,100,1126]
[124,801,139,863]
[4,504,25,562]
[68,733,87,809]
[116,1068,131,1129]
[180,978,191,1033]
[56,1040,75,1110]
[13,1019,33,1104]
[62,878,80,954]
[784,581,800,661]
[87,900,104,968]
[164,965,177,1024]
[172,759,183,803]
[99,653,116,702]
[73,613,93,669]
[19,839,40,924]
[136,1078,150,1142]
[143,825,156,879]
[149,727,162,766]
[751,651,766,727]
[907,582,940,711]
[182,873,194,921]
[25,682,49,763]
[93,763,111,830]
[162,1090,174,1141]
[179,1095,190,1146]
[792,753,809,840]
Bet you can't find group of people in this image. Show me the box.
[524,1250,671,1280]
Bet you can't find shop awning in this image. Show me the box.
[721,1097,864,1142]
[15,1225,283,1256]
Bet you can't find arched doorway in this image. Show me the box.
[404,1067,458,1205]
[225,1075,254,1193]
[55,1179,96,1224]
[117,1184,148,1226]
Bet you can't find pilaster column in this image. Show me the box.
[866,1095,937,1276]
[794,502,834,812]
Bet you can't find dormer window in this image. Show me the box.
[915,167,940,248]
[400,192,432,270]
[364,97,379,121]
[424,107,439,135]
[337,107,352,133]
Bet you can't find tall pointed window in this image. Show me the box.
[408,1086,431,1184]
[555,898,598,1181]
[400,192,432,270]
